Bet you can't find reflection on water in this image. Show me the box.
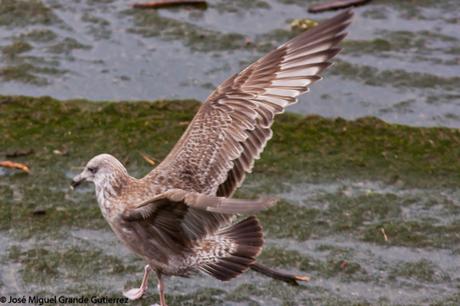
[0,0,459,126]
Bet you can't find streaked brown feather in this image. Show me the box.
[143,11,353,253]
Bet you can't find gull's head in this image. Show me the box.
[71,154,128,189]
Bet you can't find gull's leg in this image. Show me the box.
[157,272,168,306]
[123,264,151,300]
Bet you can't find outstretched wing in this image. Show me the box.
[149,10,353,197]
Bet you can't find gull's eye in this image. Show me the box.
[88,167,98,174]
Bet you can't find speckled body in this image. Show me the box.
[90,156,234,276]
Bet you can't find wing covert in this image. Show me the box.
[148,10,353,197]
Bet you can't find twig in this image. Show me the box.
[0,160,30,173]
[133,0,207,9]
[309,0,371,13]
[32,208,47,216]
[140,152,157,166]
[380,227,388,242]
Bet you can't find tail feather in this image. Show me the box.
[250,262,310,285]
[197,216,263,281]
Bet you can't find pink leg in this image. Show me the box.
[123,264,151,300]
[157,272,168,306]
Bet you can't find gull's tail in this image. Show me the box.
[196,216,263,280]
[250,262,310,285]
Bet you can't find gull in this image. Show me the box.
[71,10,353,306]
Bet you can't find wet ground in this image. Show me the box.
[1,97,460,305]
[0,0,459,127]
[1,0,460,305]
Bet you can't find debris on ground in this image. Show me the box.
[53,146,69,156]
[339,260,348,269]
[133,0,207,9]
[0,160,30,173]
[5,149,34,158]
[290,18,319,31]
[32,208,47,216]
[380,227,389,242]
[140,152,157,166]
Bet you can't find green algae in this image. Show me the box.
[362,7,388,20]
[2,95,460,187]
[125,287,226,306]
[332,61,460,91]
[275,0,309,5]
[259,246,367,281]
[267,113,460,188]
[20,29,58,43]
[0,63,64,86]
[0,0,457,304]
[212,0,271,13]
[258,246,311,271]
[8,245,136,285]
[363,220,460,248]
[2,96,460,304]
[2,40,33,59]
[0,36,66,85]
[124,8,326,55]
[259,201,319,240]
[254,29,296,53]
[344,30,459,56]
[225,283,263,304]
[82,13,111,40]
[379,99,415,114]
[0,64,47,85]
[124,9,247,52]
[343,38,392,54]
[241,188,455,247]
[374,0,458,19]
[388,259,449,283]
[47,37,92,54]
[0,0,59,27]
[2,96,460,243]
[168,288,226,306]
[432,293,460,306]
[427,94,460,106]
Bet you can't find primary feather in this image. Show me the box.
[149,10,353,198]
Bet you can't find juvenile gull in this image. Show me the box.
[71,10,353,306]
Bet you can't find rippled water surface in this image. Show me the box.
[1,1,460,305]
[0,0,459,126]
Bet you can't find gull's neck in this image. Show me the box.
[95,169,133,218]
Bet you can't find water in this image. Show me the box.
[0,0,459,126]
[1,1,460,305]
[2,177,459,305]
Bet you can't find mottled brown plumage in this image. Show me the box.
[71,10,353,306]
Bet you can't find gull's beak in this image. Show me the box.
[70,174,83,190]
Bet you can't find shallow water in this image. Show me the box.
[2,177,459,305]
[1,1,460,305]
[0,0,459,127]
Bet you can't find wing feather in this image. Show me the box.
[147,10,353,198]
